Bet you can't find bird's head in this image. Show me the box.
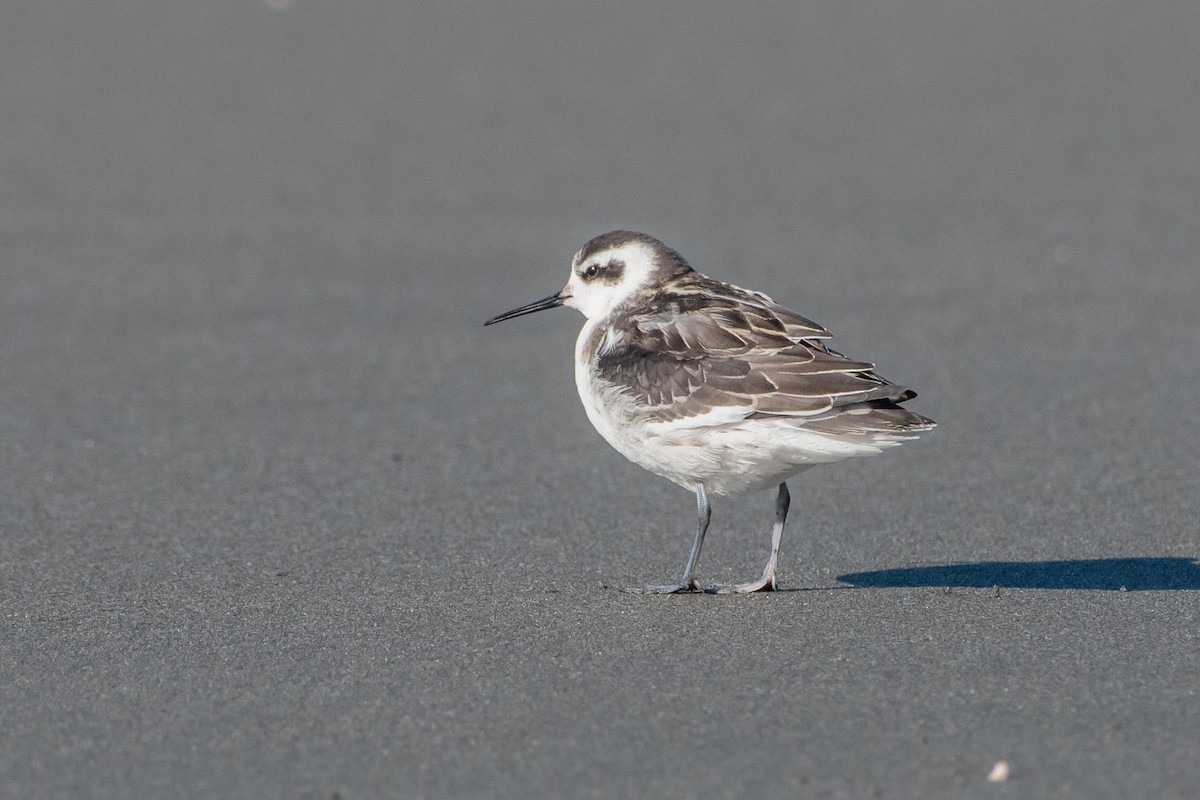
[484,230,691,326]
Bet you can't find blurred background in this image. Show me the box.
[2,2,1197,798]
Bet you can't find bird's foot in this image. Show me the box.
[620,579,703,594]
[706,574,778,594]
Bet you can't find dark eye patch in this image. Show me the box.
[596,258,625,284]
[580,258,626,283]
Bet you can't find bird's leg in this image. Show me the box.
[709,482,790,594]
[623,483,710,594]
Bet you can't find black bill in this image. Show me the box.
[483,292,567,326]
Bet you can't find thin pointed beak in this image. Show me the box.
[483,291,568,326]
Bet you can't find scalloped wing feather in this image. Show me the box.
[591,272,931,432]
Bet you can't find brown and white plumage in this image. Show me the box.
[585,269,930,432]
[486,230,934,593]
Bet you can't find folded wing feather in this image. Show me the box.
[593,275,932,433]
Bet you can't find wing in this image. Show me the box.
[593,275,932,433]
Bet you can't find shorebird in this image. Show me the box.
[485,230,934,593]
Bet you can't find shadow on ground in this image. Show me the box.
[837,557,1200,591]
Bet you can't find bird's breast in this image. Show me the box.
[574,327,628,440]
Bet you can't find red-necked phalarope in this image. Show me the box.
[486,230,934,594]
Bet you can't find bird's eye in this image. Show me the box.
[583,264,599,279]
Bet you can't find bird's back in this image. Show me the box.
[574,271,933,494]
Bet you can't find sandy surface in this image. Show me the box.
[2,2,1198,798]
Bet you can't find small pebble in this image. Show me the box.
[987,760,1011,782]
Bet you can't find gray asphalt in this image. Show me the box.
[2,2,1198,798]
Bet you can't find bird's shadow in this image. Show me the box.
[836,557,1200,591]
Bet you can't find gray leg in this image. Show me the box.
[710,482,790,594]
[623,483,710,594]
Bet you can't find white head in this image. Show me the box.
[484,231,693,327]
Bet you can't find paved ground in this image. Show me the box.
[2,2,1198,798]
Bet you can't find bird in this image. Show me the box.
[484,230,934,594]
